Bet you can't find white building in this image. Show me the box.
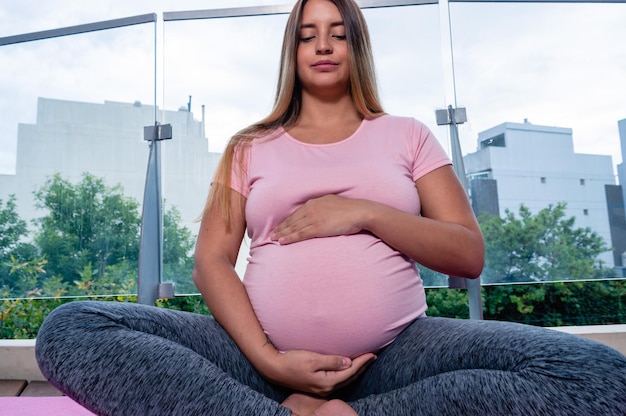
[0,97,222,238]
[464,120,615,267]
[617,118,626,209]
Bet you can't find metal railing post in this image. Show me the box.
[436,106,484,319]
[138,123,174,305]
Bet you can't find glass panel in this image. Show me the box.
[0,23,155,300]
[364,4,450,287]
[161,4,447,293]
[0,1,281,36]
[160,13,287,295]
[449,2,626,283]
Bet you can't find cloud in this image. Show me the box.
[447,2,626,165]
[1,0,625,173]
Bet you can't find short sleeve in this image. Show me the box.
[408,119,452,182]
[228,144,251,197]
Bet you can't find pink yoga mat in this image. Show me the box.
[0,396,95,415]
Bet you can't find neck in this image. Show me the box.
[297,90,361,126]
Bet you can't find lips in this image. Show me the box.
[312,60,338,71]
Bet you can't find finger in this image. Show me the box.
[351,353,377,369]
[312,354,352,371]
[340,353,376,378]
[272,221,320,244]
[333,354,377,391]
[270,210,308,240]
[350,353,377,377]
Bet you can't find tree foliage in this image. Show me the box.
[4,279,626,339]
[418,266,448,287]
[163,204,196,293]
[424,279,626,326]
[0,195,28,258]
[33,173,141,283]
[0,195,38,290]
[478,202,612,283]
[0,173,196,299]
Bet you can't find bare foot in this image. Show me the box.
[313,399,358,416]
[282,393,327,416]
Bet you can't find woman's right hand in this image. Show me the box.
[262,349,377,396]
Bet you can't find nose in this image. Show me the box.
[316,36,332,55]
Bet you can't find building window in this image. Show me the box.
[540,177,546,184]
[583,209,589,215]
[580,179,585,185]
[480,133,506,149]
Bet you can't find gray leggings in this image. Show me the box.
[36,301,626,415]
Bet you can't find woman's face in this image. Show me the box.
[296,0,350,96]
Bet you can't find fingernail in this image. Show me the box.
[342,357,351,367]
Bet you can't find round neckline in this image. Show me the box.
[281,118,368,147]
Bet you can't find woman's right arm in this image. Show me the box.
[193,189,279,375]
[192,188,374,396]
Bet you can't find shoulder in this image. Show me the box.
[233,128,285,156]
[368,115,450,170]
[247,128,287,148]
[365,115,435,149]
[366,114,431,134]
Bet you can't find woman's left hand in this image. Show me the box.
[270,195,367,244]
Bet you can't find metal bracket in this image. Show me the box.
[435,106,467,126]
[158,282,176,299]
[143,123,173,142]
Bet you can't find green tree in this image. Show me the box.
[479,202,612,283]
[4,256,48,297]
[31,173,196,296]
[418,266,448,287]
[33,173,141,284]
[163,205,196,294]
[0,195,38,292]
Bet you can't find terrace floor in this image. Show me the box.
[0,379,62,397]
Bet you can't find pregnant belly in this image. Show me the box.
[243,234,426,358]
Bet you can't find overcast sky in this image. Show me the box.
[1,0,625,178]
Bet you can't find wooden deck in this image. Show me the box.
[0,380,63,397]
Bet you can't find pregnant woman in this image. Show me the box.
[36,1,626,415]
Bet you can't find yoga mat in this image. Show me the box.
[0,396,95,415]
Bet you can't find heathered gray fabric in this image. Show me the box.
[36,301,291,416]
[348,317,626,415]
[36,302,626,415]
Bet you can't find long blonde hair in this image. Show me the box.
[205,0,385,229]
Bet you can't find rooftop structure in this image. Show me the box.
[0,97,222,236]
[464,120,616,267]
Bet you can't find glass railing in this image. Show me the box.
[449,0,626,284]
[160,9,292,293]
[1,1,625,339]
[0,16,157,301]
[160,2,447,293]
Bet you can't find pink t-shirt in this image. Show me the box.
[229,115,451,358]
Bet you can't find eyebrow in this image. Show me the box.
[299,21,345,29]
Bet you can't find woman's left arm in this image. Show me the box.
[366,164,484,278]
[270,164,484,278]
